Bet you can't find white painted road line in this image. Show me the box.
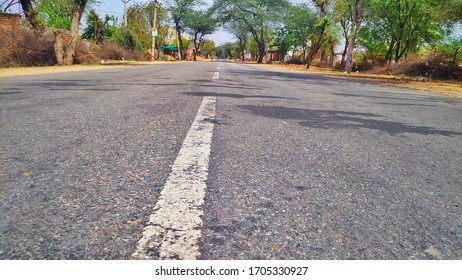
[133,96,216,260]
[213,72,220,79]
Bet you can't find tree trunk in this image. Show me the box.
[55,0,87,65]
[176,27,183,60]
[305,41,322,69]
[305,17,328,69]
[341,39,349,65]
[54,30,68,65]
[394,40,401,63]
[193,33,198,61]
[453,47,459,64]
[20,0,42,28]
[257,40,265,64]
[385,38,395,64]
[345,0,362,73]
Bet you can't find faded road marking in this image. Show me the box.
[133,97,216,260]
[213,72,220,79]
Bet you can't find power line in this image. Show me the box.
[95,9,124,15]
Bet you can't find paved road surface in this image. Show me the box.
[0,61,461,259]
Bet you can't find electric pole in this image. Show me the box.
[121,0,130,27]
[152,0,158,60]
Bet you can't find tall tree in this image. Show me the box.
[284,3,317,63]
[55,0,88,65]
[224,20,250,60]
[363,0,454,64]
[342,0,369,72]
[305,0,332,69]
[82,9,115,44]
[166,0,202,60]
[200,39,216,57]
[18,0,92,65]
[215,0,289,63]
[185,8,218,61]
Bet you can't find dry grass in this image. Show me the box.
[254,63,462,99]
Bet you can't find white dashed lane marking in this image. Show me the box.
[133,96,216,259]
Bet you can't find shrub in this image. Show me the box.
[0,27,55,67]
[404,61,462,80]
[109,27,143,52]
[286,57,304,65]
[97,43,142,61]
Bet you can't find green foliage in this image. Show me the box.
[32,0,97,30]
[82,9,115,44]
[106,1,168,53]
[172,36,191,50]
[35,0,73,29]
[110,26,144,52]
[360,0,455,63]
[216,42,240,59]
[215,0,289,62]
[185,7,218,59]
[437,37,462,62]
[200,39,216,56]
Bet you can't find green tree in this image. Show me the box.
[363,0,454,64]
[271,27,297,61]
[216,0,289,63]
[216,42,239,59]
[437,37,462,64]
[106,1,168,54]
[283,3,317,62]
[225,19,250,60]
[185,8,218,61]
[200,39,216,57]
[333,0,370,72]
[35,0,73,29]
[305,0,333,68]
[82,9,115,44]
[166,0,202,59]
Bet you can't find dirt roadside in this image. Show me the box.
[1,61,461,98]
[0,61,154,78]
[252,63,462,99]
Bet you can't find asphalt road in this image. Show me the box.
[0,61,461,259]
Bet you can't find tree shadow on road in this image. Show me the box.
[181,91,298,100]
[239,105,462,137]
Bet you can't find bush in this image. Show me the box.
[286,57,304,65]
[74,39,98,64]
[97,43,142,61]
[404,61,462,80]
[0,27,55,67]
[109,27,143,52]
[312,60,333,68]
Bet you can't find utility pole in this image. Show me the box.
[121,0,130,27]
[152,0,158,60]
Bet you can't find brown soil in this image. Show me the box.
[0,61,156,78]
[254,63,462,99]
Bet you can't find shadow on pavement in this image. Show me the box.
[239,105,462,137]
